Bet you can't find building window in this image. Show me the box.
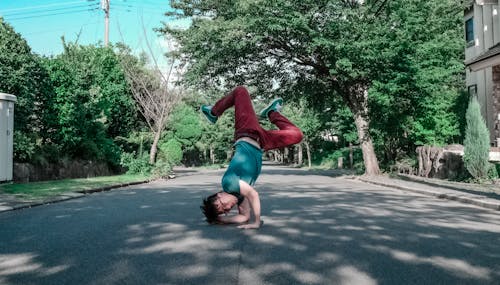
[465,18,474,44]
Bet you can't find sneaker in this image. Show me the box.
[258,98,283,119]
[200,105,217,124]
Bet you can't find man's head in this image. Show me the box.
[200,192,236,223]
[201,193,220,224]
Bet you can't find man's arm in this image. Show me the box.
[237,180,261,229]
[216,198,251,224]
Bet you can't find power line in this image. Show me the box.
[1,3,98,18]
[6,8,100,21]
[0,1,98,13]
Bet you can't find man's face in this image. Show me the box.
[213,192,233,214]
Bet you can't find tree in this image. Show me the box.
[118,45,183,164]
[282,99,321,168]
[463,97,491,180]
[160,0,466,175]
[166,102,202,165]
[43,42,137,165]
[368,0,464,165]
[0,18,52,161]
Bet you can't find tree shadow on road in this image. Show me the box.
[1,169,500,284]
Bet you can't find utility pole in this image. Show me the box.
[101,0,109,46]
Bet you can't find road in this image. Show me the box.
[1,165,499,285]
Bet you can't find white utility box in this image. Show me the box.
[0,93,17,182]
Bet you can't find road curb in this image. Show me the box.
[0,180,150,214]
[357,177,500,211]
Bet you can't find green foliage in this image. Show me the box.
[0,18,55,162]
[151,160,173,179]
[158,139,183,166]
[41,42,138,166]
[487,163,499,180]
[12,130,36,162]
[463,97,491,180]
[282,99,321,142]
[368,0,464,164]
[120,152,152,175]
[168,103,202,149]
[162,0,465,173]
[0,19,52,135]
[319,147,364,174]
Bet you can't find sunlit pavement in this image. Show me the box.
[0,165,499,285]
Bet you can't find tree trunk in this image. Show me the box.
[210,146,215,164]
[346,87,380,175]
[353,110,380,175]
[305,141,312,169]
[297,143,303,166]
[349,142,353,169]
[149,129,162,164]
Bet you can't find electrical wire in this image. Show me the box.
[6,8,100,21]
[0,1,97,13]
[1,3,98,18]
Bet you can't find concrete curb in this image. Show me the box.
[357,177,500,211]
[0,180,150,214]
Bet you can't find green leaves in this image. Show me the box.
[463,97,491,180]
[160,0,466,170]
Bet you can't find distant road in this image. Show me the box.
[0,165,499,285]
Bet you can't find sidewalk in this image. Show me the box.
[356,174,500,211]
[1,171,499,213]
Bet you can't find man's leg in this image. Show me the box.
[259,111,303,151]
[210,86,262,141]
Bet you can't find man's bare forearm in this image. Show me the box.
[238,180,261,229]
[217,214,249,224]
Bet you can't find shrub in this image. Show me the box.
[488,163,499,180]
[319,147,364,174]
[120,152,152,175]
[151,160,173,179]
[463,97,491,181]
[13,130,36,162]
[158,139,183,166]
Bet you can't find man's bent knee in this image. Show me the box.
[232,86,249,97]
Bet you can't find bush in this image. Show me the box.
[151,160,173,179]
[488,163,499,180]
[13,130,36,162]
[120,152,152,175]
[158,139,183,166]
[463,97,491,180]
[319,147,364,174]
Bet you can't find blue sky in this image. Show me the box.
[0,0,189,65]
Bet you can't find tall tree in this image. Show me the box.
[160,0,464,174]
[43,42,137,164]
[282,99,322,168]
[463,97,491,180]
[368,0,464,164]
[118,45,183,164]
[0,18,52,160]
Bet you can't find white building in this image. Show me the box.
[464,0,500,147]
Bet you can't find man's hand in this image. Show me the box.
[237,220,264,229]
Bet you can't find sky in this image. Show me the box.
[0,0,190,68]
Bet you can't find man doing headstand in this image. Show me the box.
[200,86,303,229]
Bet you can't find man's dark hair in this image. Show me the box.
[200,193,219,224]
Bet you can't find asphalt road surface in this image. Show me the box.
[1,165,499,285]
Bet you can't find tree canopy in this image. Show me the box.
[160,0,465,173]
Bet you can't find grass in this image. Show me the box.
[0,174,150,201]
